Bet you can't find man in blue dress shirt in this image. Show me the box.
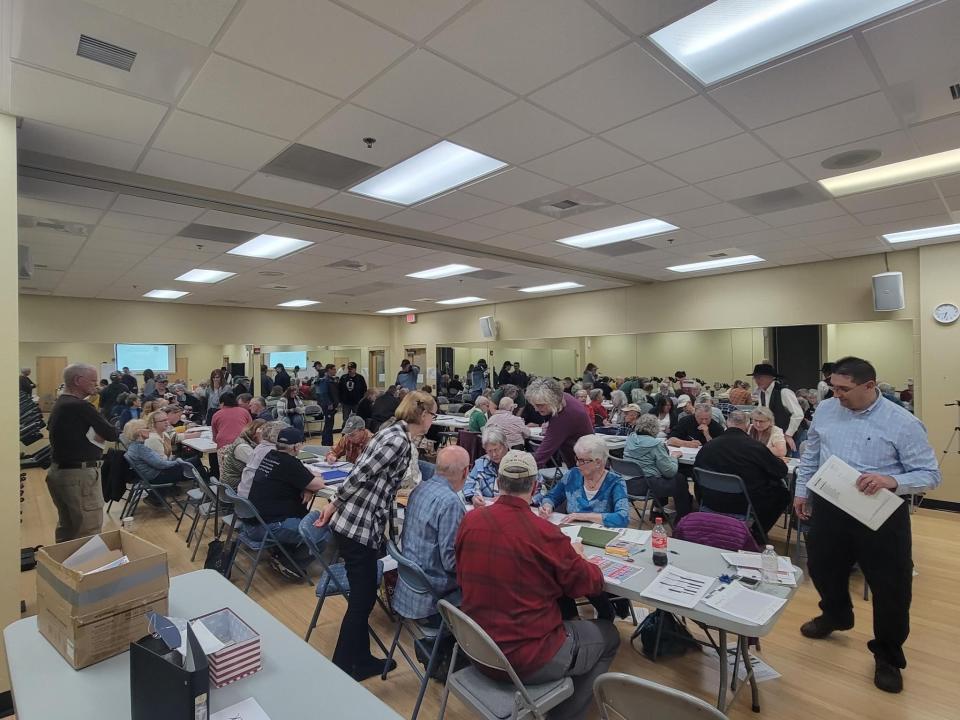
[796,356,940,694]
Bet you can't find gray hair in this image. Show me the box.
[727,410,749,429]
[693,402,714,415]
[635,413,661,437]
[573,434,609,465]
[261,421,286,443]
[526,377,564,416]
[20,367,30,374]
[498,396,515,411]
[878,382,894,393]
[750,406,775,423]
[589,388,605,402]
[481,424,508,449]
[63,363,96,387]
[610,390,627,409]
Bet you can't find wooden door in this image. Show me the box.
[37,356,67,413]
[174,357,189,385]
[368,350,385,388]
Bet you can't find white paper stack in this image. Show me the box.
[703,582,787,625]
[721,552,796,586]
[640,566,715,608]
[807,454,902,530]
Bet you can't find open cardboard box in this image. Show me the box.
[36,529,169,669]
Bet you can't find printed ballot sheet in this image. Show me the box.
[640,566,715,609]
[807,455,902,530]
[703,582,787,626]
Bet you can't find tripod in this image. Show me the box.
[940,401,960,467]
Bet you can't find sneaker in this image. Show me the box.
[800,615,854,639]
[874,658,903,693]
[268,555,302,583]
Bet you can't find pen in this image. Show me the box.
[604,553,634,562]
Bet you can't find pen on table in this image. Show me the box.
[604,553,634,562]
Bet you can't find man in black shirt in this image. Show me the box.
[47,363,120,541]
[693,411,790,534]
[247,427,326,579]
[120,367,138,392]
[19,368,35,395]
[338,362,368,424]
[99,372,126,418]
[668,403,724,448]
[370,385,400,430]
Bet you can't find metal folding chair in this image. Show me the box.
[607,457,671,529]
[594,672,726,720]
[119,465,187,523]
[693,467,768,545]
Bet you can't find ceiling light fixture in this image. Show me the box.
[227,234,313,259]
[518,282,584,293]
[377,306,417,314]
[557,219,677,249]
[436,296,486,305]
[277,299,321,307]
[143,289,189,299]
[882,222,960,244]
[175,268,236,283]
[349,140,507,205]
[667,255,765,273]
[820,147,960,197]
[650,0,914,85]
[407,263,481,280]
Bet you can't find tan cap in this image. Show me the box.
[498,449,538,480]
[622,403,643,413]
[676,394,692,408]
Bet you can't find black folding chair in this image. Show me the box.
[693,467,768,545]
[608,457,671,529]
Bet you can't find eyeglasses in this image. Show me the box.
[575,457,598,466]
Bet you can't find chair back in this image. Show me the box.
[693,467,745,496]
[223,484,265,524]
[594,672,727,720]
[608,457,644,480]
[387,540,439,600]
[437,600,522,681]
[672,511,760,552]
[456,430,482,463]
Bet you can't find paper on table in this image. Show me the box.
[529,507,567,525]
[211,697,272,720]
[618,528,652,545]
[560,525,581,540]
[721,551,793,573]
[736,567,796,587]
[85,426,105,450]
[587,555,643,582]
[807,454,902,531]
[703,581,787,625]
[640,566,715,609]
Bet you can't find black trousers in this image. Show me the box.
[806,495,913,667]
[332,531,381,673]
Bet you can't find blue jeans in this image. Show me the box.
[287,414,305,432]
[418,459,435,482]
[243,516,304,545]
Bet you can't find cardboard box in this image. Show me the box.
[36,529,169,669]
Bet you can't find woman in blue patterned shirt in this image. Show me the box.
[539,434,629,528]
[463,425,509,508]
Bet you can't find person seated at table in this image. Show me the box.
[606,390,627,426]
[144,410,173,458]
[356,388,379,424]
[464,426,510,507]
[248,396,273,421]
[748,406,787,459]
[465,395,492,432]
[539,435,629,528]
[447,374,464,396]
[484,397,530,449]
[370,385,400,431]
[668,402,724,449]
[265,385,284,415]
[218,419,267,489]
[728,379,753,406]
[117,394,141,429]
[276,385,305,432]
[693,411,791,536]
[615,403,643,435]
[238,421,286,497]
[246,426,327,581]
[393,445,470,623]
[123,419,193,504]
[623,414,692,519]
[325,415,373,463]
[697,393,727,428]
[455,450,618,720]
[528,377,594,469]
[653,395,677,437]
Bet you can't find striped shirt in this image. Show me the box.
[463,456,498,500]
[797,393,940,499]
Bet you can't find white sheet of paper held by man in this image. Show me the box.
[807,454,902,531]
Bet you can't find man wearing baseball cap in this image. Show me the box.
[618,403,643,435]
[455,450,619,720]
[338,361,368,425]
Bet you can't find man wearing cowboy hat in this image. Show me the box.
[748,363,804,454]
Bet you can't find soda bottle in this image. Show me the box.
[652,517,668,566]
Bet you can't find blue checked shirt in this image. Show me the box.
[797,393,940,499]
[541,468,630,528]
[463,456,499,500]
[393,474,465,619]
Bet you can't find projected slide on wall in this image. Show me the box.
[115,344,175,372]
[268,351,307,369]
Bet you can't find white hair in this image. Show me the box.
[481,425,508,449]
[63,363,96,387]
[573,434,609,465]
[526,377,564,415]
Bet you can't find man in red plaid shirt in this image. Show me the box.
[455,450,620,720]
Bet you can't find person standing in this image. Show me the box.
[395,358,420,391]
[314,363,340,446]
[120,366,138,393]
[99,371,126,418]
[816,362,835,403]
[795,356,940,694]
[46,363,120,542]
[19,367,36,395]
[273,363,291,391]
[338,362,367,424]
[749,363,804,454]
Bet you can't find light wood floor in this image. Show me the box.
[17,467,960,720]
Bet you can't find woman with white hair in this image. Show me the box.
[748,406,787,458]
[624,414,692,519]
[463,425,510,507]
[527,377,594,469]
[466,395,492,432]
[607,390,628,426]
[539,435,628,528]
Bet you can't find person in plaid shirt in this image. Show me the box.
[456,450,620,720]
[315,390,438,680]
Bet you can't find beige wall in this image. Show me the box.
[825,320,915,389]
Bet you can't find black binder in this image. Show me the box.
[130,623,209,720]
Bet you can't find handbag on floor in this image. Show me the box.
[204,538,236,578]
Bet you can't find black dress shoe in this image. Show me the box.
[874,658,903,693]
[800,615,854,639]
[352,657,397,681]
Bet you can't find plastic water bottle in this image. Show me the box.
[652,517,668,567]
[761,545,778,583]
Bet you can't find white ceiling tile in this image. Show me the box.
[755,93,902,158]
[938,176,960,196]
[137,150,251,190]
[216,0,411,97]
[465,168,567,205]
[837,182,941,215]
[697,162,807,202]
[383,208,455,232]
[565,204,648,230]
[300,104,438,167]
[530,44,693,133]
[625,185,718,215]
[111,195,205,222]
[452,101,587,164]
[11,65,167,145]
[235,173,337,207]
[524,242,580,258]
[709,39,880,129]
[695,216,769,239]
[81,0,236,46]
[438,222,502,241]
[791,131,915,182]
[428,0,627,94]
[656,134,779,184]
[758,201,848,228]
[99,212,187,236]
[18,177,115,209]
[853,198,949,227]
[267,224,342,245]
[524,138,641,186]
[517,220,591,242]
[85,226,170,251]
[354,50,514,136]
[338,0,471,40]
[602,96,741,161]
[190,211,276,233]
[416,192,507,221]
[666,203,746,228]
[474,207,552,232]
[179,54,339,140]
[317,192,398,220]
[18,120,143,171]
[579,164,686,203]
[590,0,710,35]
[780,214,863,238]
[908,114,960,156]
[864,1,960,88]
[152,111,288,171]
[480,233,543,250]
[17,198,105,224]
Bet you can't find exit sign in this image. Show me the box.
[405,313,417,324]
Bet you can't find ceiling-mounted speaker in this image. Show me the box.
[872,272,905,312]
[479,315,498,339]
[18,244,32,279]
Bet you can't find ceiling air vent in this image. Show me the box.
[77,35,136,72]
[551,200,579,210]
[520,189,611,219]
[328,259,371,272]
[708,252,728,258]
[257,270,287,277]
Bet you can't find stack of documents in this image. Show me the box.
[703,582,787,625]
[721,552,796,586]
[62,535,129,575]
[640,566,715,608]
[808,454,902,530]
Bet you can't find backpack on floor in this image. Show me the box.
[633,609,698,659]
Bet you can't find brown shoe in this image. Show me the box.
[800,615,854,639]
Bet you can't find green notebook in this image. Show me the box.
[577,526,620,548]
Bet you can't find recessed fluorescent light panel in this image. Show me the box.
[820,147,960,197]
[882,223,960,244]
[518,282,584,293]
[143,289,189,299]
[407,263,480,280]
[277,299,321,307]
[436,296,486,305]
[377,306,417,314]
[175,269,236,283]
[650,0,914,85]
[557,219,677,249]
[350,141,507,205]
[227,234,313,259]
[667,255,765,273]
